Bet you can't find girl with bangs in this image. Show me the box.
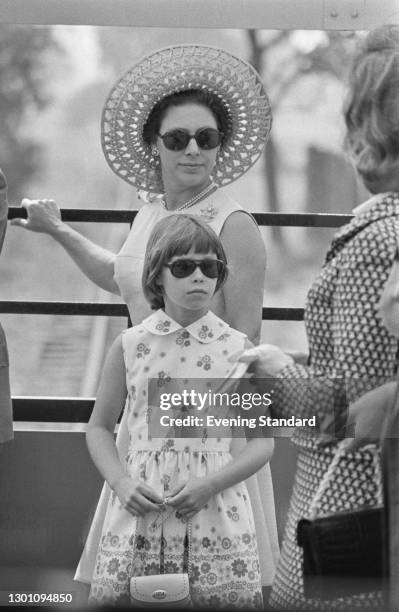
[84,214,274,608]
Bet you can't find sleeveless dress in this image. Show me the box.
[88,310,263,609]
[75,190,279,587]
[269,193,399,610]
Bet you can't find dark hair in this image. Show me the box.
[142,89,231,147]
[344,25,399,193]
[142,214,228,310]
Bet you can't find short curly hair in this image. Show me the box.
[142,214,228,310]
[344,25,399,193]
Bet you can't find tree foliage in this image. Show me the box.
[246,30,360,244]
[0,25,59,200]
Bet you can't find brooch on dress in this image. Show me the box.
[200,203,218,221]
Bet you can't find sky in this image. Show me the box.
[52,26,103,94]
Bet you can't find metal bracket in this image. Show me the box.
[323,0,366,30]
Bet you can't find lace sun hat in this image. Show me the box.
[101,44,272,195]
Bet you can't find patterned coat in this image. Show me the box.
[269,192,399,610]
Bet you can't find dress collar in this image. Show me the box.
[325,191,399,262]
[352,192,391,216]
[142,309,230,343]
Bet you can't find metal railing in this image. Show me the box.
[7,206,352,423]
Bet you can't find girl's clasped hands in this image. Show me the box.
[114,474,215,520]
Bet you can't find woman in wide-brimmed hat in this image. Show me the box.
[11,44,279,594]
[12,44,271,341]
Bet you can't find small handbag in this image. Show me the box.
[130,512,193,608]
[297,441,386,600]
[130,572,191,608]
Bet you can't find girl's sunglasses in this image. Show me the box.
[157,128,223,151]
[164,258,226,279]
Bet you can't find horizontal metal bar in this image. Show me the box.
[251,212,352,228]
[0,0,397,29]
[9,207,352,228]
[8,207,137,224]
[0,301,304,320]
[262,307,304,321]
[0,301,129,316]
[12,396,94,423]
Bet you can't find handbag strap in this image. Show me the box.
[130,507,192,577]
[308,441,383,520]
[149,507,193,576]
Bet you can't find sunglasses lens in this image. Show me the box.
[170,260,197,277]
[160,129,222,151]
[196,128,222,150]
[162,130,190,151]
[200,260,221,278]
[169,259,224,279]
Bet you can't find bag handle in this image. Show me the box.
[308,441,383,520]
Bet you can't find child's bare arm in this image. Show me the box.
[86,335,128,485]
[86,334,163,515]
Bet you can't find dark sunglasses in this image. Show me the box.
[164,258,226,279]
[157,128,223,151]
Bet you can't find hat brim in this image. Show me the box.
[102,44,272,194]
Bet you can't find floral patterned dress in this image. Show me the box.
[88,309,264,608]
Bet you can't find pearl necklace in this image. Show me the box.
[161,182,217,211]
